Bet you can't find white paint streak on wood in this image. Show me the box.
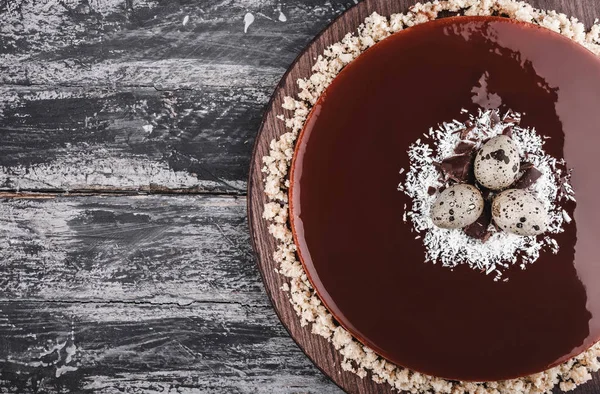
[0,85,24,118]
[0,85,256,193]
[0,195,259,304]
[0,154,222,192]
[2,61,283,89]
[256,12,274,21]
[80,373,342,394]
[0,301,342,393]
[0,0,140,57]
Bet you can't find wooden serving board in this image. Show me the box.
[247,1,600,393]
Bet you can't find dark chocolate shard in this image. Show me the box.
[460,125,476,140]
[514,167,543,189]
[490,111,501,127]
[438,154,474,183]
[520,162,534,171]
[464,203,493,242]
[559,170,573,197]
[480,231,493,243]
[480,186,492,200]
[428,186,437,196]
[502,126,513,138]
[454,141,477,155]
[503,109,521,124]
[492,220,501,232]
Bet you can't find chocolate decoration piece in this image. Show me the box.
[503,109,521,124]
[520,161,535,171]
[490,111,502,126]
[514,167,543,189]
[502,126,514,138]
[460,125,476,139]
[492,220,502,232]
[428,186,437,196]
[439,154,474,183]
[559,171,574,197]
[480,186,493,200]
[464,202,493,241]
[454,141,477,155]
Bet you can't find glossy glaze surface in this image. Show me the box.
[290,17,600,381]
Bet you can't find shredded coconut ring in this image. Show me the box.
[261,1,600,392]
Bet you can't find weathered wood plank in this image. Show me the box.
[0,85,259,193]
[0,301,341,393]
[0,0,354,78]
[0,0,355,193]
[0,194,263,305]
[0,194,342,391]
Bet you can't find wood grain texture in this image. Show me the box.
[1,0,599,393]
[0,194,257,304]
[1,1,356,392]
[0,301,340,394]
[0,0,358,194]
[247,1,600,393]
[0,194,342,393]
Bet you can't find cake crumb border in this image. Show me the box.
[260,1,600,393]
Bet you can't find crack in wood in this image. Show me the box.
[0,298,260,308]
[0,189,247,198]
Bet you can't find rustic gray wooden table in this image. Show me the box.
[0,0,352,392]
[3,1,600,393]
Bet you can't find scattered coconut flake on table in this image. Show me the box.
[399,108,574,280]
[261,1,600,392]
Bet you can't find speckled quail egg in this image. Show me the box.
[474,135,521,190]
[430,184,484,230]
[492,189,548,236]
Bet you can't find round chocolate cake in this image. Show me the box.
[289,16,600,381]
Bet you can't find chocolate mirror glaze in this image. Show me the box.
[290,16,600,382]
